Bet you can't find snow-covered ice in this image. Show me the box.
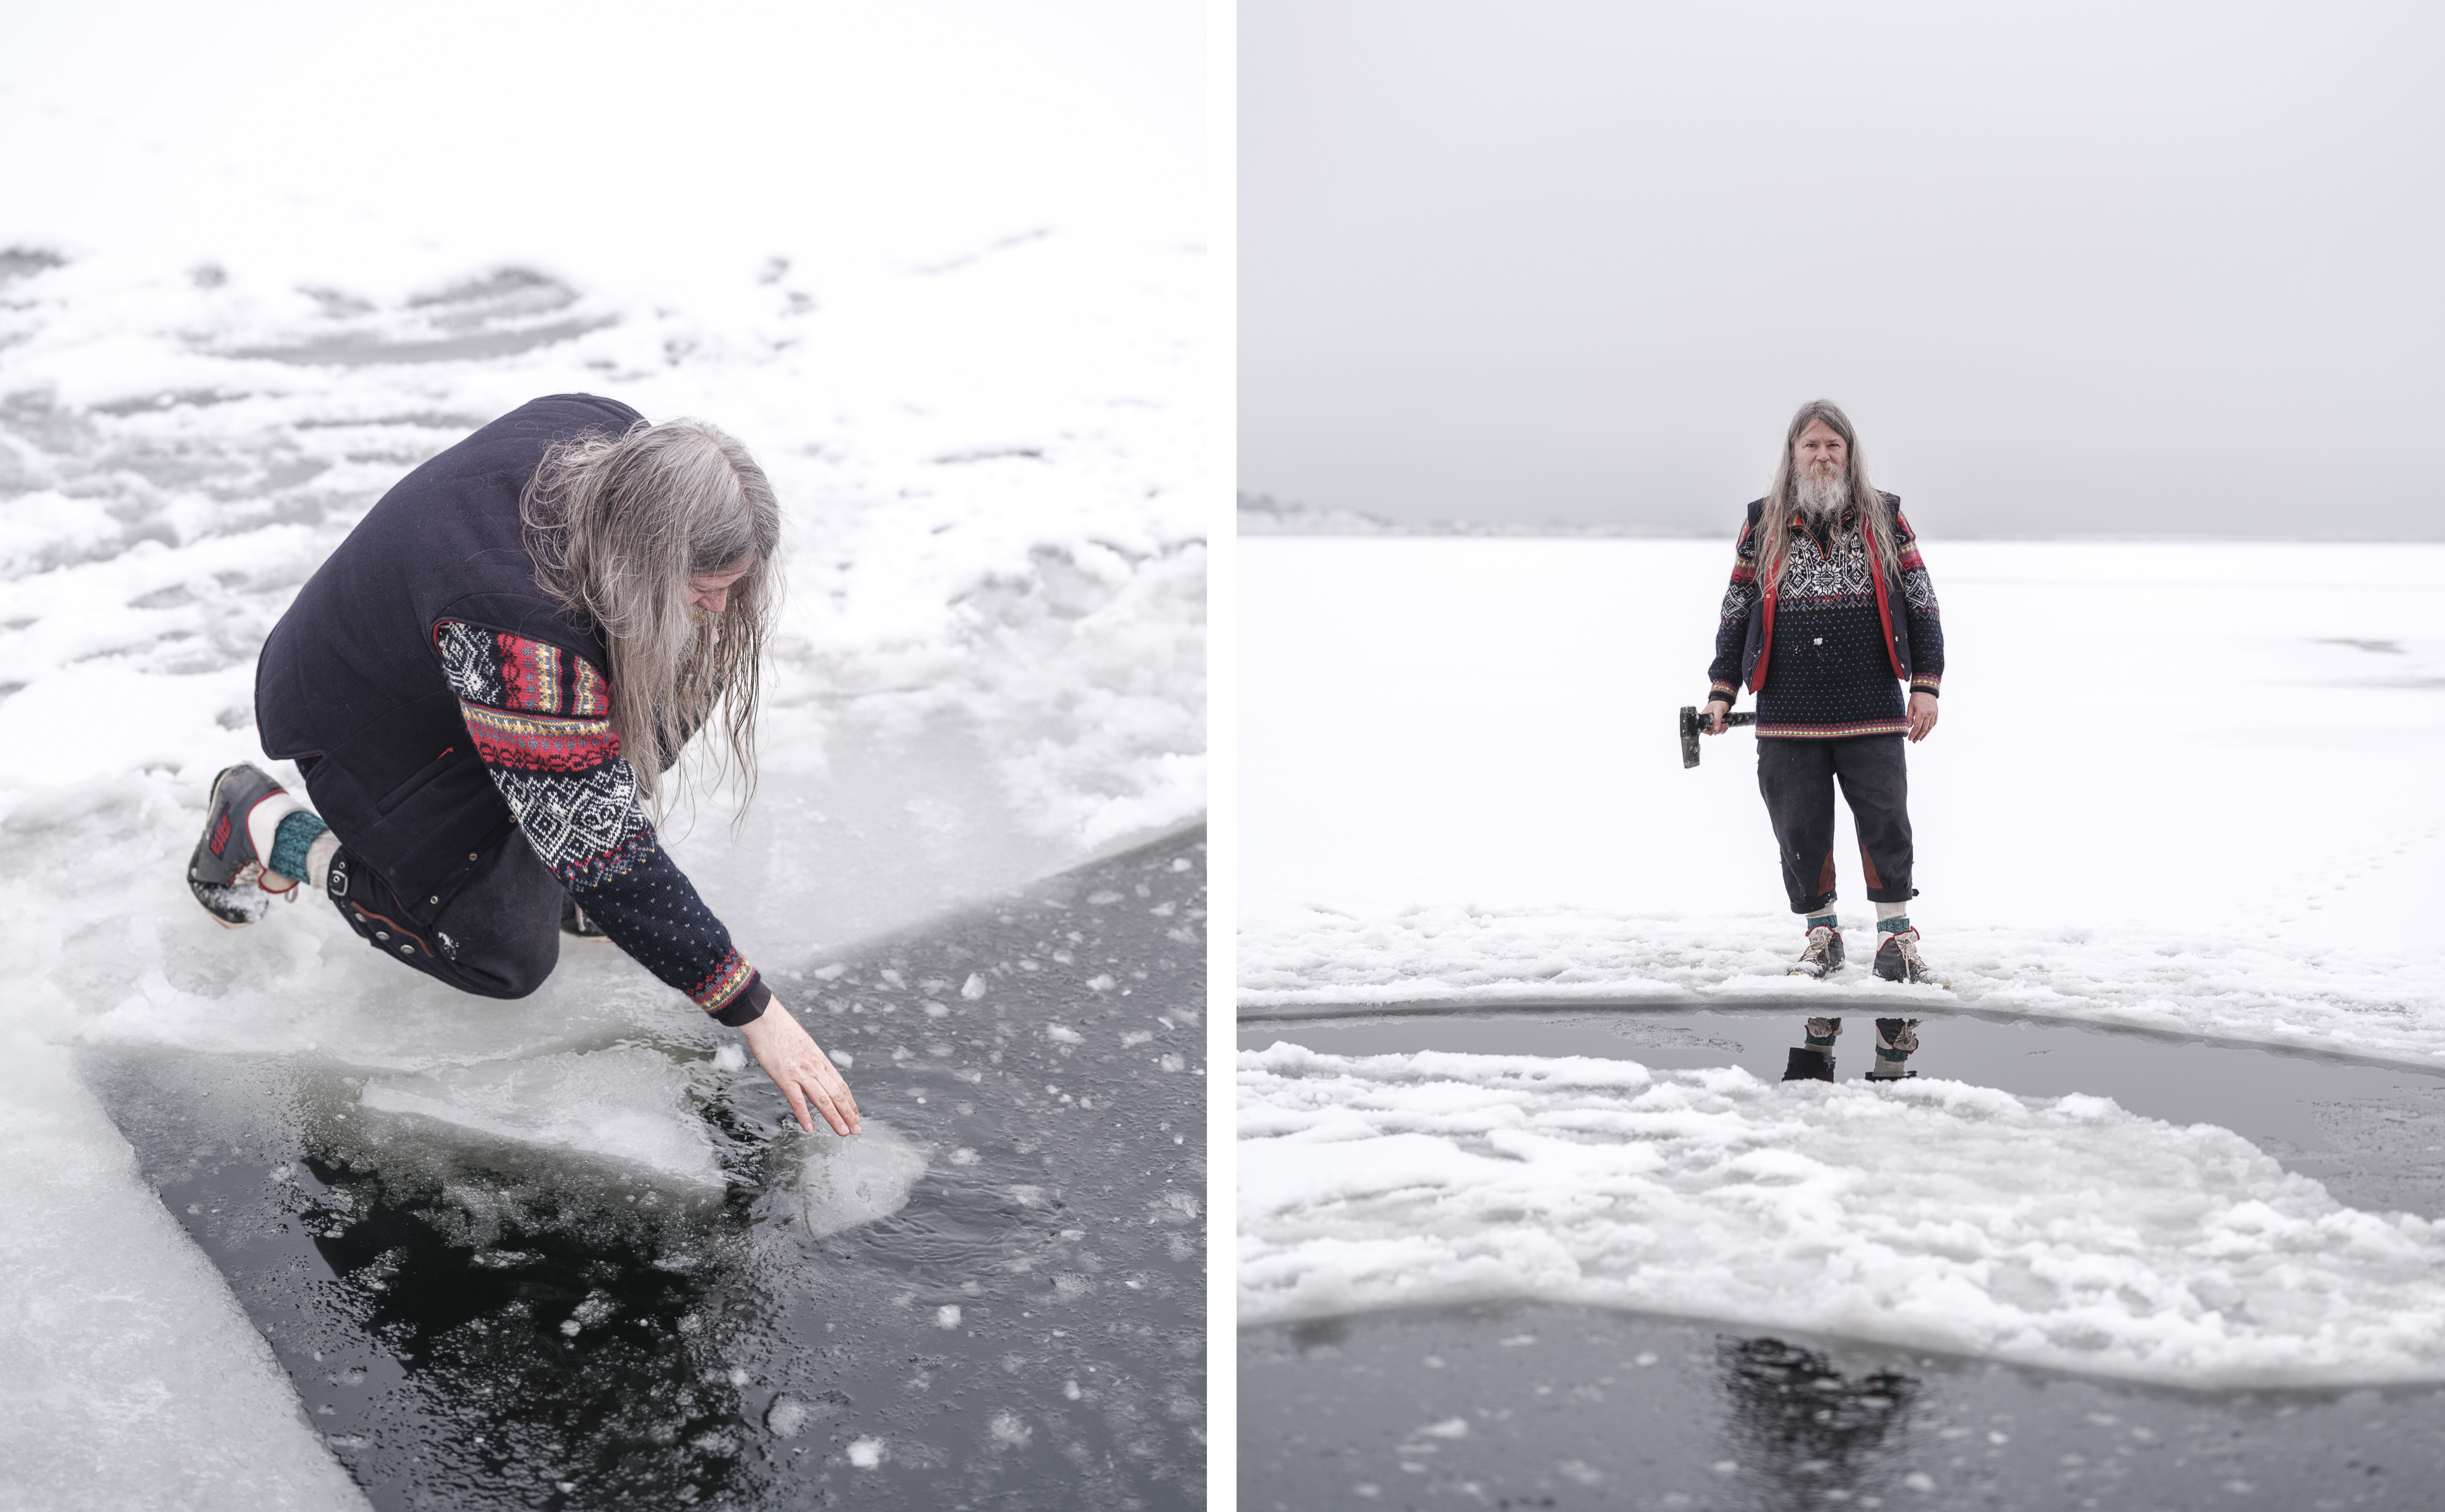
[1242,538,2445,1051]
[1239,1042,2445,1388]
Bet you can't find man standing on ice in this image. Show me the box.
[184,394,861,1139]
[1702,399,1944,986]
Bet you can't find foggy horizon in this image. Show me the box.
[1242,2,2445,541]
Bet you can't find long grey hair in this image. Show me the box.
[1754,399,1898,592]
[521,418,781,813]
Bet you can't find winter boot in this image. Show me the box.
[1872,927,1939,985]
[1789,926,1845,978]
[561,895,610,940]
[1867,1017,1920,1079]
[188,764,308,927]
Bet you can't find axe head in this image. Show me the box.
[1679,705,1703,768]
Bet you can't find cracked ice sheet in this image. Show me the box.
[1239,537,2445,1061]
[1238,1043,2445,1389]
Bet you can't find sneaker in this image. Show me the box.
[1789,926,1845,978]
[561,894,611,940]
[1873,927,1939,985]
[188,764,304,928]
[1868,1016,1920,1078]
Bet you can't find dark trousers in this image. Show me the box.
[1756,733,1915,914]
[322,833,565,999]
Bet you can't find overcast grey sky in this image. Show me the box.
[1242,1,2445,537]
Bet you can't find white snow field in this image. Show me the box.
[1239,534,2445,1383]
[0,7,1203,1505]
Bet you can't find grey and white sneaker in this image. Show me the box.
[188,763,307,927]
[1872,927,1941,985]
[1789,926,1845,978]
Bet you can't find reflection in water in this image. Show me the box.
[1718,1335,1919,1509]
[1782,1017,1921,1082]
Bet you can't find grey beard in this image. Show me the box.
[1795,470,1850,524]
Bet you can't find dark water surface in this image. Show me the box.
[95,830,1206,1510]
[1238,1007,2445,1510]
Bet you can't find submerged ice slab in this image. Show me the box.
[1239,1042,2445,1388]
[792,1119,931,1239]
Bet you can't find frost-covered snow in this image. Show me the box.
[1239,1043,2445,1388]
[1241,538,2445,1058]
[1,6,1202,1503]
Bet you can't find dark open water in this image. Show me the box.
[93,829,1206,1510]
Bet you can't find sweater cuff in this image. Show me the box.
[1707,681,1737,704]
[1909,675,1941,697]
[711,974,771,1027]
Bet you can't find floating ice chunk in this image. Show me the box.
[1158,1053,1185,1072]
[1240,1043,2445,1388]
[962,973,987,1000]
[813,964,847,982]
[711,1044,746,1073]
[1417,1417,1468,1438]
[796,1119,929,1239]
[1121,1030,1153,1047]
[950,1147,980,1165]
[847,1437,885,1469]
[1087,974,1117,992]
[936,1304,962,1329]
[988,1411,1032,1447]
[1046,1024,1082,1044]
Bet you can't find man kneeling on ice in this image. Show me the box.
[189,394,860,1138]
[1701,400,1944,983]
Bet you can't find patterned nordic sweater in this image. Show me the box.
[435,621,770,1026]
[1706,505,1944,738]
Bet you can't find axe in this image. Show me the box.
[1678,705,1756,768]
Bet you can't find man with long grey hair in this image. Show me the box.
[1701,400,1945,990]
[187,394,859,1138]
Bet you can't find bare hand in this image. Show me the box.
[737,998,861,1136]
[1703,699,1730,735]
[1906,691,1939,742]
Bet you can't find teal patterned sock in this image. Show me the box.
[268,809,329,883]
[1877,915,1911,936]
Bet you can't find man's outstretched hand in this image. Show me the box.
[1703,698,1730,734]
[737,999,861,1136]
[1907,691,1939,742]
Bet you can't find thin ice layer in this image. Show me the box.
[1239,1043,2445,1388]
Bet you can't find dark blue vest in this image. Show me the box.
[254,394,643,925]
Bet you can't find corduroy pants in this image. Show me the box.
[1757,733,1915,914]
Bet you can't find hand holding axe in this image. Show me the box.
[1678,704,1755,768]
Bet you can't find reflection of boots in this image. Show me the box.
[1783,1048,1836,1082]
[1785,1019,1840,1081]
[1867,1017,1919,1080]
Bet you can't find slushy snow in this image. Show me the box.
[1240,1042,2445,1388]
